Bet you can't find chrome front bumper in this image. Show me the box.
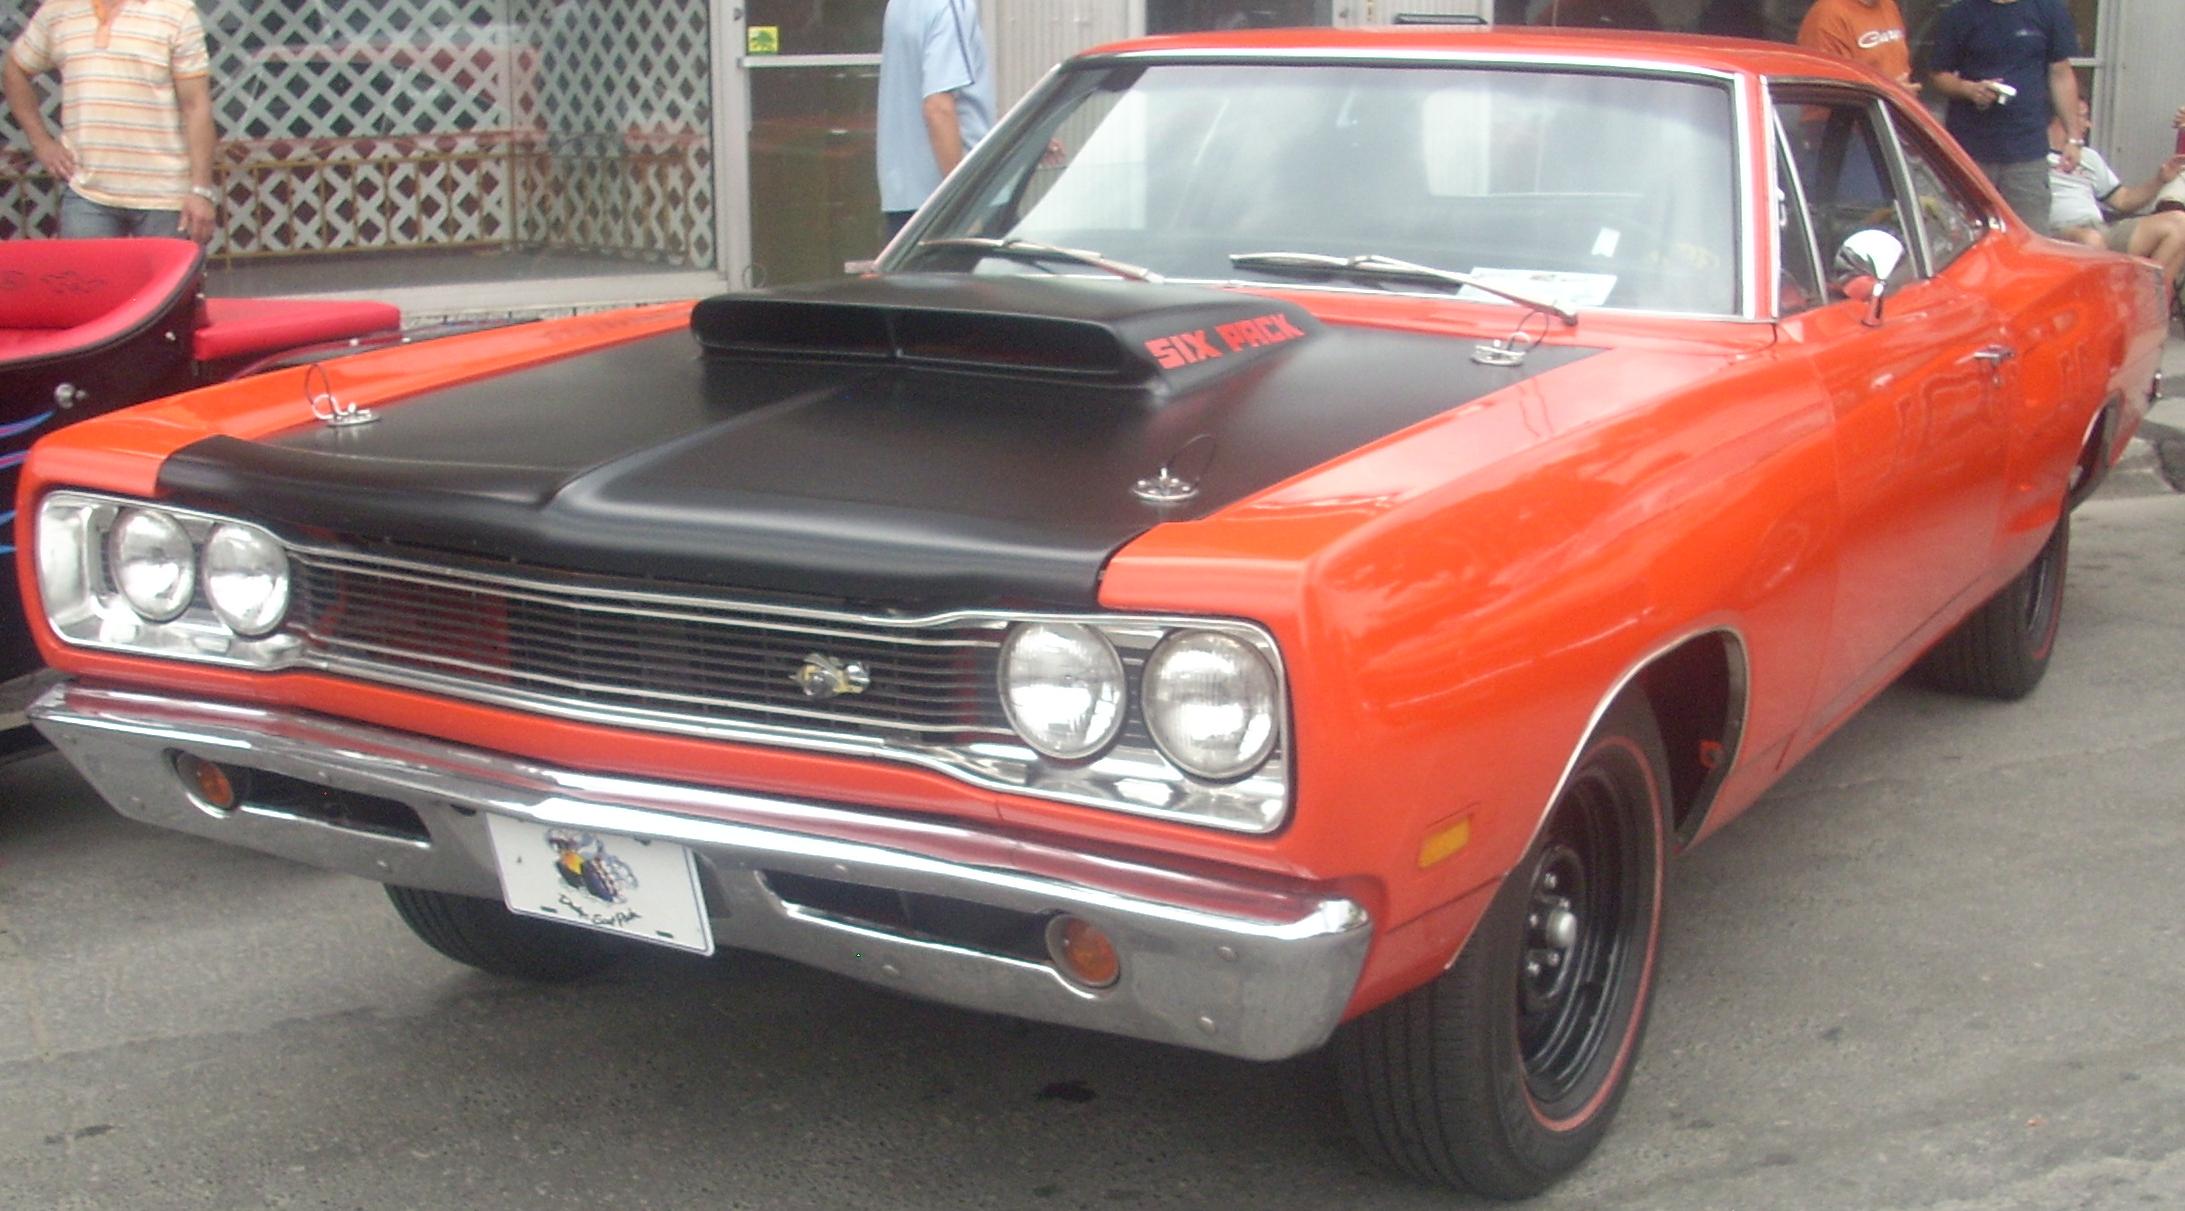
[2,668,65,733]
[30,682,1371,1061]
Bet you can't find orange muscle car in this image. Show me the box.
[14,29,2166,1198]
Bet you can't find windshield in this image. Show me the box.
[897,61,1742,317]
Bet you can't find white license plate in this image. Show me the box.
[485,815,715,955]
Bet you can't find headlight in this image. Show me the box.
[107,508,196,622]
[202,523,291,637]
[38,491,303,671]
[998,622,1127,760]
[1143,630,1280,780]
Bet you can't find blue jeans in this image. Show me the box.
[58,190,184,239]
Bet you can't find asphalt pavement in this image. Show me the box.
[3,360,2183,1210]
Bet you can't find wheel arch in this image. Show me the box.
[1634,629,1749,851]
[2067,393,2123,510]
[1525,626,1750,865]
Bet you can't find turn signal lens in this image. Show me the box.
[1046,915,1121,989]
[174,752,239,812]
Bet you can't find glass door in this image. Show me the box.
[738,1,886,287]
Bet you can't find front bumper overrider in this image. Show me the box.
[30,681,1371,1061]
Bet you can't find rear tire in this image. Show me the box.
[1334,694,1668,1199]
[385,885,620,982]
[1915,513,2069,700]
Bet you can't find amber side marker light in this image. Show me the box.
[173,752,240,812]
[1046,915,1122,989]
[1418,813,1473,869]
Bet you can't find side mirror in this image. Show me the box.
[1831,229,1907,326]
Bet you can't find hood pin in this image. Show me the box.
[1133,434,1215,505]
[307,363,377,428]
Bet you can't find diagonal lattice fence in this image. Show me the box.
[2,0,713,269]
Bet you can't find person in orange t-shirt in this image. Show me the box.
[1797,0,1914,91]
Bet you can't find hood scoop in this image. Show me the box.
[691,273,1317,390]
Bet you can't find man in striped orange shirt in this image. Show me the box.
[4,0,216,241]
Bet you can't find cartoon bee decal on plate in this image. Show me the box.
[546,829,639,904]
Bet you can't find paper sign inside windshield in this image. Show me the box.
[1461,268,1619,309]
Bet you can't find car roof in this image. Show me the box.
[1078,26,1880,89]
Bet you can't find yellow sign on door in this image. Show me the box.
[748,26,779,55]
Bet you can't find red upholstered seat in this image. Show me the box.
[195,296,402,364]
[0,237,203,365]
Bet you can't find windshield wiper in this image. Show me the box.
[914,237,1163,283]
[1228,251,1578,326]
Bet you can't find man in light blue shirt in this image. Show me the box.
[877,0,994,243]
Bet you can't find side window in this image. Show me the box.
[1774,134,1824,315]
[1890,120,1989,274]
[1772,96,1911,297]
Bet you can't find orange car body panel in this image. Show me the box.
[14,30,2167,1020]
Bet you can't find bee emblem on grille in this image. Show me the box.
[793,653,871,699]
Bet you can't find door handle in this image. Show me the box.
[1972,345,2016,364]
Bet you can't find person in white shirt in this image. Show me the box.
[2047,111,2185,298]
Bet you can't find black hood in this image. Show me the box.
[159,275,1599,608]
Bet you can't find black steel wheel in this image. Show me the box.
[385,885,621,982]
[1914,513,2069,700]
[1334,694,1668,1200]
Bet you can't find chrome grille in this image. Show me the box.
[37,488,1293,833]
[286,548,1014,742]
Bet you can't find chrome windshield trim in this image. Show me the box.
[1092,47,1742,85]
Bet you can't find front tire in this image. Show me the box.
[385,885,621,982]
[1915,513,2069,700]
[1335,695,1668,1199]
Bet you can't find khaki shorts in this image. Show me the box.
[2061,220,2141,253]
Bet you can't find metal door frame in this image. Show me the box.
[714,4,886,290]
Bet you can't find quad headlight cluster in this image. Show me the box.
[35,491,1292,833]
[989,615,1290,832]
[37,492,298,667]
[998,621,1281,783]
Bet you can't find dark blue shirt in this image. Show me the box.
[1929,0,2080,164]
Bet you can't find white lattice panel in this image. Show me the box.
[4,1,713,266]
[518,0,715,266]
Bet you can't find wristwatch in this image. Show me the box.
[189,184,217,202]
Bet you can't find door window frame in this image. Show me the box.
[1771,114,1826,318]
[1766,80,1938,311]
[1877,100,2001,278]
[718,6,886,289]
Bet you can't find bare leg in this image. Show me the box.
[2055,224,2106,249]
[2126,212,2185,297]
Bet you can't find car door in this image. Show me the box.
[1771,87,2014,726]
